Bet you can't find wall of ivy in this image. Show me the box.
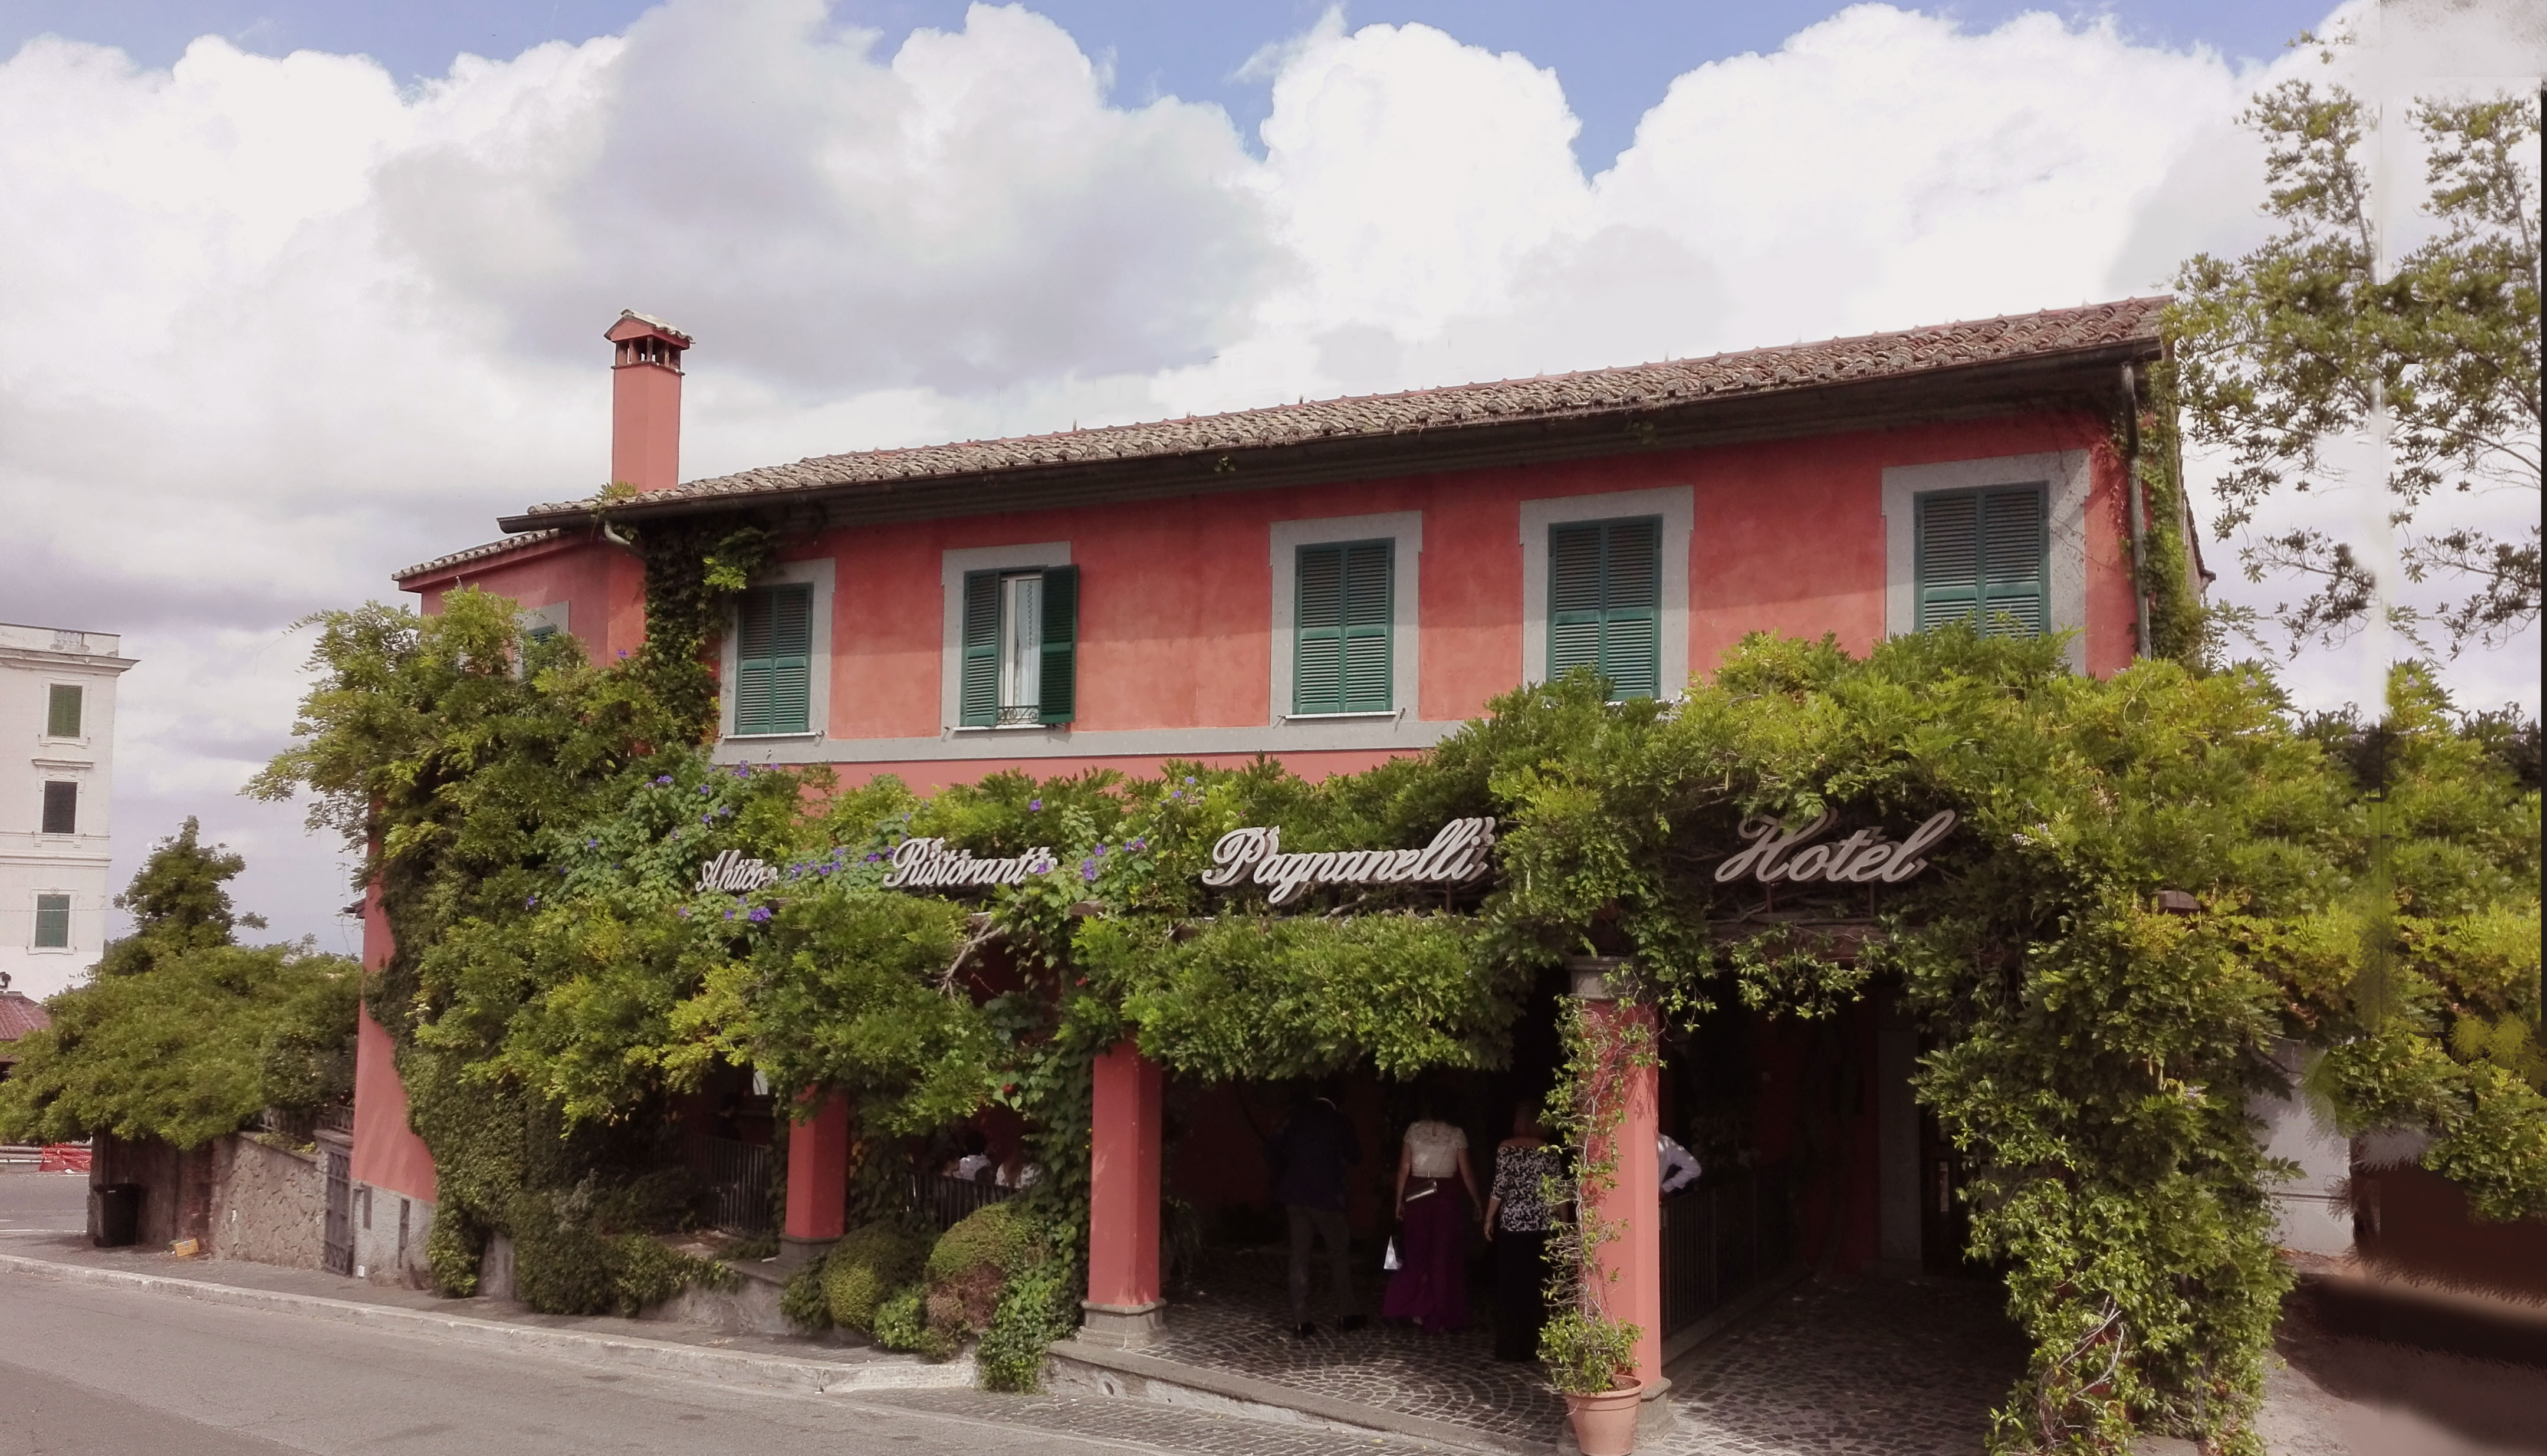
[256,551,2539,1452]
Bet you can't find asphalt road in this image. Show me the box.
[0,1172,1458,1456]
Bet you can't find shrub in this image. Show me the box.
[976,1253,1080,1392]
[872,1282,955,1359]
[825,1222,930,1333]
[425,1207,485,1297]
[781,1265,832,1333]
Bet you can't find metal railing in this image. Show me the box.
[1659,1162,1795,1336]
[687,1134,776,1234]
[909,1171,1016,1231]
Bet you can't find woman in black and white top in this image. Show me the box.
[1481,1102,1562,1362]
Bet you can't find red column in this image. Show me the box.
[1082,1038,1164,1346]
[1587,999,1663,1388]
[783,1092,850,1259]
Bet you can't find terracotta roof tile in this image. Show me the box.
[508,296,2163,526]
[0,992,50,1043]
[394,528,568,584]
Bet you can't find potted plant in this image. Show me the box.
[1541,1307,1642,1454]
[1537,984,1655,1455]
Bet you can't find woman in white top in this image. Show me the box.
[1379,1092,1478,1332]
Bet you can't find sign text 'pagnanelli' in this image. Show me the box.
[1713,810,1956,886]
[1202,818,1496,906]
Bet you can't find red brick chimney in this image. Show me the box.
[606,310,691,492]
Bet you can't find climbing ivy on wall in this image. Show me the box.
[259,538,2537,1449]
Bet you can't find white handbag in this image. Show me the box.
[1381,1236,1402,1273]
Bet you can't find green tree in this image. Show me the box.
[94,816,267,978]
[2167,67,2541,652]
[0,835,357,1147]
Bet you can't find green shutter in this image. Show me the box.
[1293,541,1393,714]
[1917,486,2046,637]
[1548,517,1661,701]
[45,685,82,738]
[960,571,1001,727]
[1038,565,1079,726]
[734,583,813,735]
[34,894,71,949]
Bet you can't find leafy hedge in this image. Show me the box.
[251,573,2539,1452]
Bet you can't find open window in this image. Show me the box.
[959,565,1078,727]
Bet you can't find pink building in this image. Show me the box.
[367,301,2183,1378]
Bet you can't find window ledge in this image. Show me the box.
[723,730,821,742]
[950,723,1068,734]
[1281,711,1401,722]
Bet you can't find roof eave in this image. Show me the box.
[499,333,2158,536]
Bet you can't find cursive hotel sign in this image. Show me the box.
[1202,818,1497,906]
[1713,810,1957,887]
[695,849,781,894]
[883,838,1060,890]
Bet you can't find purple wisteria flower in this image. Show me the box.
[1028,798,1043,812]
[747,906,773,923]
[1129,837,1148,851]
[1080,862,1100,883]
[654,775,674,786]
[724,909,736,921]
[1183,776,1197,785]
[864,852,882,863]
[525,896,538,909]
[676,907,691,918]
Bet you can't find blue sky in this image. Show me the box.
[2,1,2335,167]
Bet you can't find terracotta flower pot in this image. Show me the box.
[1563,1382,1643,1455]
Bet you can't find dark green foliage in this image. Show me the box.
[0,824,357,1147]
[508,1176,728,1317]
[824,1222,930,1333]
[781,1264,832,1333]
[977,1245,1082,1391]
[96,817,268,978]
[869,1283,944,1358]
[426,1205,487,1297]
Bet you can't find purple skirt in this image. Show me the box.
[1381,1180,1471,1333]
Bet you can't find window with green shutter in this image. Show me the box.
[40,783,76,836]
[1547,517,1662,701]
[45,685,83,739]
[734,583,814,735]
[1294,540,1394,714]
[34,894,71,949]
[1915,486,2048,637]
[961,566,1079,728]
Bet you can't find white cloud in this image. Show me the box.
[0,0,2535,957]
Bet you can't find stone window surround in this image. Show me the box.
[1267,511,1424,727]
[1517,485,1695,695]
[718,558,836,741]
[938,541,1071,736]
[1881,450,2091,672]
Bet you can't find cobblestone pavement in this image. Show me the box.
[1148,1245,1566,1442]
[865,1389,1477,1455]
[1649,1276,2027,1456]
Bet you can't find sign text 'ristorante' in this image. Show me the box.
[1203,818,1496,906]
[882,839,1059,890]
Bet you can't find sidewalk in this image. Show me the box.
[0,1228,971,1394]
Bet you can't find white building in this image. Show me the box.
[1,622,135,1000]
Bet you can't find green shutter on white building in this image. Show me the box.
[45,684,82,738]
[34,894,71,949]
[1916,486,2048,637]
[1548,517,1661,701]
[1294,541,1393,714]
[960,571,1001,728]
[734,583,814,735]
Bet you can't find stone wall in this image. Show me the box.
[208,1135,326,1269]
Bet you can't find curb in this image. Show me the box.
[0,1253,975,1394]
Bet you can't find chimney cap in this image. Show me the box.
[606,309,693,347]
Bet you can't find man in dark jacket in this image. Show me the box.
[1270,1082,1363,1337]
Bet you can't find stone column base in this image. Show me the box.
[1080,1298,1167,1349]
[1638,1376,1677,1439]
[775,1232,838,1272]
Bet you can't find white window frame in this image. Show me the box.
[940,541,1071,733]
[522,601,570,639]
[1268,512,1422,724]
[29,891,75,953]
[1519,487,1694,694]
[1882,451,2090,672]
[718,558,834,741]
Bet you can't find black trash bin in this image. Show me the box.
[92,1183,142,1248]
